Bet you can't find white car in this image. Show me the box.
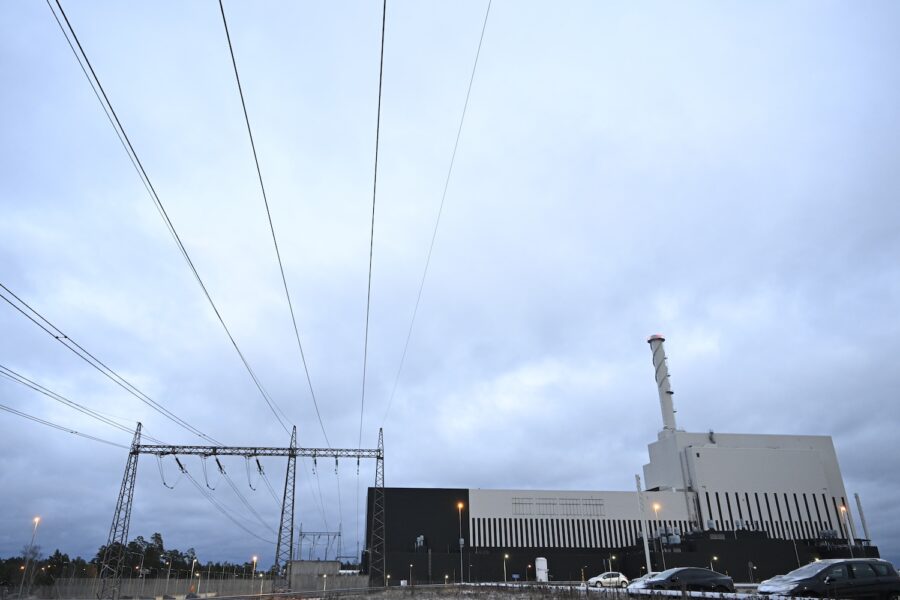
[587,571,629,588]
[626,572,659,590]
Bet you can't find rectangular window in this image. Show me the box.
[582,498,605,517]
[536,498,557,516]
[512,497,534,516]
[560,498,580,516]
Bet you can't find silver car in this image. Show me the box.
[587,571,629,588]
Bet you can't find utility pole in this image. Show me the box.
[635,475,652,575]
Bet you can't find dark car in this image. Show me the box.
[646,567,735,592]
[758,558,900,599]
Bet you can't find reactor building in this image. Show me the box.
[364,335,878,583]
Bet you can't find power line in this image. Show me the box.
[382,0,492,427]
[217,0,328,444]
[181,469,275,545]
[216,1,339,533]
[46,0,291,434]
[0,364,167,444]
[0,282,221,445]
[222,471,276,534]
[0,401,128,449]
[357,0,388,564]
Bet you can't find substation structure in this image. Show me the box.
[98,425,386,598]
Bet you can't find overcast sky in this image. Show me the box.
[1,0,899,569]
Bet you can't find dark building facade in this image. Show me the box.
[365,486,878,584]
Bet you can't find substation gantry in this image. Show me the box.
[97,424,386,598]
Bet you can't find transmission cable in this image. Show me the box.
[257,463,282,507]
[217,0,328,443]
[179,466,275,544]
[46,0,291,434]
[0,364,167,443]
[0,401,128,449]
[216,0,337,534]
[382,0,492,426]
[220,469,276,534]
[356,0,388,563]
[0,283,220,445]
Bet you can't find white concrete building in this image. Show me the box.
[467,335,861,552]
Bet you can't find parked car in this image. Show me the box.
[645,567,735,592]
[758,558,900,599]
[587,571,629,588]
[626,572,659,590]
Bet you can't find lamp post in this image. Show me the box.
[197,571,202,596]
[609,555,617,572]
[840,506,854,558]
[189,559,197,594]
[19,516,41,599]
[251,555,258,595]
[503,554,509,583]
[457,502,465,584]
[386,574,391,587]
[258,573,264,596]
[323,573,327,592]
[409,564,413,586]
[709,556,718,572]
[526,565,531,582]
[444,574,449,585]
[164,559,172,596]
[652,503,666,570]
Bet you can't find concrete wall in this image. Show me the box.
[27,577,273,599]
[288,561,367,592]
[642,430,854,540]
[468,488,692,550]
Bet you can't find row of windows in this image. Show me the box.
[511,497,605,517]
[701,491,850,541]
[471,517,689,549]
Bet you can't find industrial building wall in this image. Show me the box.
[468,489,692,550]
[642,431,855,541]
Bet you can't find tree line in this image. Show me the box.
[0,533,271,590]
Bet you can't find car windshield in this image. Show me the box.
[650,568,682,580]
[783,562,829,580]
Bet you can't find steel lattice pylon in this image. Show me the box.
[98,423,382,595]
[98,424,142,599]
[273,426,297,589]
[369,428,386,587]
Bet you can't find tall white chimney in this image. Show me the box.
[648,334,677,432]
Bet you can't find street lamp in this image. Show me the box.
[444,574,449,585]
[19,516,41,599]
[710,556,718,572]
[251,556,258,578]
[457,502,465,584]
[189,559,197,594]
[323,573,327,592]
[386,574,391,586]
[503,554,509,583]
[526,565,532,582]
[610,554,617,572]
[164,559,172,596]
[840,506,854,558]
[409,564,413,586]
[652,503,666,570]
